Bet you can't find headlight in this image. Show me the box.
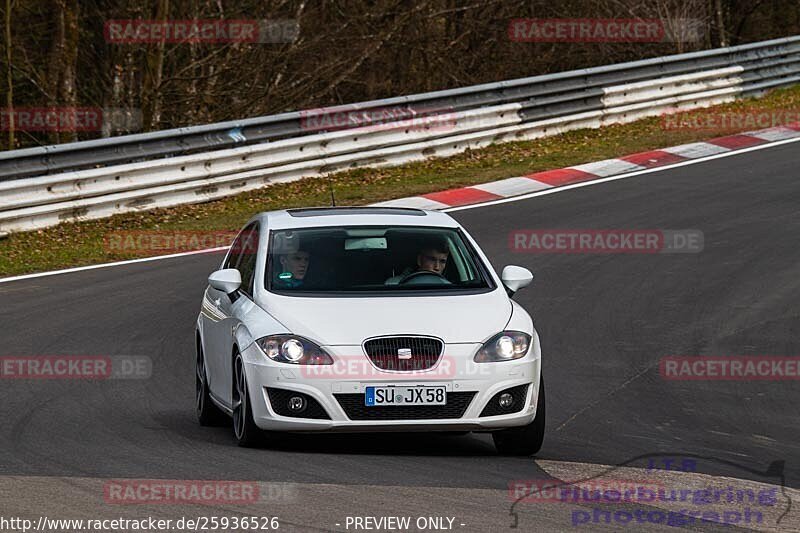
[255,335,333,365]
[474,331,531,363]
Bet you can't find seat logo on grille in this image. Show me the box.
[397,348,412,360]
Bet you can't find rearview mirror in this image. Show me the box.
[208,268,242,294]
[345,237,388,250]
[501,265,534,295]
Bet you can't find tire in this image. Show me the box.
[232,351,264,447]
[196,340,227,426]
[492,376,546,456]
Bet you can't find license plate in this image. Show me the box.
[365,385,447,406]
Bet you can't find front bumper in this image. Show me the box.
[240,342,541,432]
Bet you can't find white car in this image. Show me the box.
[195,207,544,455]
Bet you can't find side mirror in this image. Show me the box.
[208,268,242,294]
[501,265,534,295]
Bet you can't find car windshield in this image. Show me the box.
[266,226,492,293]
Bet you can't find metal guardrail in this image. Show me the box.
[1,35,799,233]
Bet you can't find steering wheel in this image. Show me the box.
[398,270,452,285]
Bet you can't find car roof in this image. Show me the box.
[252,207,461,230]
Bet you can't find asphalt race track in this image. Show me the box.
[1,142,798,532]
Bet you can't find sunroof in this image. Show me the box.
[287,207,427,217]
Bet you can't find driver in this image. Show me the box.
[386,237,449,285]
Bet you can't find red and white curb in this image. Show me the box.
[4,124,800,284]
[373,125,800,210]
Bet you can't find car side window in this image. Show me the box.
[237,223,260,296]
[223,227,248,271]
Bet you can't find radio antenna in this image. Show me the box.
[327,173,337,207]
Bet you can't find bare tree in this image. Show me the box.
[3,0,13,149]
[0,0,797,149]
[141,0,168,130]
[713,0,729,46]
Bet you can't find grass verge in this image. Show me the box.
[2,85,800,277]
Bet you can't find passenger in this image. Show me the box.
[274,248,310,288]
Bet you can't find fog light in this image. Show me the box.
[498,393,514,408]
[288,396,306,412]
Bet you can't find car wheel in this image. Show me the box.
[196,341,226,426]
[492,376,545,456]
[232,351,264,447]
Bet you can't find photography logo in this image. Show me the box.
[508,453,791,530]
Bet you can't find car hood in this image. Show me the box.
[260,290,511,345]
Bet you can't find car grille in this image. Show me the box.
[334,392,476,420]
[363,336,443,371]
